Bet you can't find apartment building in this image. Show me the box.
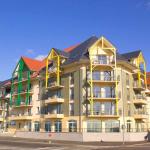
[7,36,148,133]
[146,72,150,128]
[0,80,11,132]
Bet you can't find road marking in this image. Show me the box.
[126,142,150,147]
[38,147,66,150]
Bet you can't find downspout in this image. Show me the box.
[121,68,126,144]
[79,68,81,133]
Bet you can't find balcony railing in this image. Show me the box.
[89,75,116,81]
[13,89,32,95]
[92,57,114,65]
[135,95,146,100]
[48,66,57,73]
[134,110,147,115]
[88,111,117,116]
[91,91,115,98]
[10,113,32,117]
[13,71,31,83]
[133,81,145,89]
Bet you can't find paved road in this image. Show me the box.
[0,136,150,149]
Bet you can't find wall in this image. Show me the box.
[15,131,147,142]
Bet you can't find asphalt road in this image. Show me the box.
[0,136,150,150]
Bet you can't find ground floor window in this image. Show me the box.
[105,120,120,132]
[135,122,146,132]
[54,121,62,132]
[87,120,102,132]
[34,121,40,132]
[68,120,77,132]
[45,121,51,132]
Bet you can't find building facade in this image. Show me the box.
[0,80,11,132]
[6,36,148,133]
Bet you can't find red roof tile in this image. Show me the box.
[147,72,150,85]
[64,44,79,52]
[22,56,46,72]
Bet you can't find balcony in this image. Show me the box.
[12,89,33,96]
[48,67,59,76]
[134,110,147,119]
[45,97,64,104]
[88,111,119,118]
[0,116,3,122]
[0,94,10,100]
[133,81,145,91]
[88,75,118,86]
[47,82,64,90]
[13,72,30,85]
[9,113,32,121]
[92,57,114,70]
[13,101,33,108]
[44,113,64,119]
[0,106,4,111]
[88,92,116,101]
[133,95,147,105]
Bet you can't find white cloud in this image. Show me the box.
[26,49,34,54]
[35,55,47,61]
[145,1,150,9]
[136,0,150,9]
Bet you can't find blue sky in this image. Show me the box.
[0,0,150,80]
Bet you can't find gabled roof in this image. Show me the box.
[0,79,11,87]
[22,56,46,72]
[121,50,141,59]
[63,36,98,65]
[53,48,69,58]
[64,44,79,52]
[116,53,128,61]
[147,72,150,85]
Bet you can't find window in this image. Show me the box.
[92,72,100,80]
[104,102,115,115]
[93,102,100,115]
[126,73,129,86]
[104,87,115,98]
[34,121,40,132]
[127,104,131,116]
[55,121,62,132]
[69,103,74,116]
[97,55,107,64]
[37,107,40,114]
[105,120,120,132]
[87,120,102,132]
[70,87,74,100]
[104,71,112,81]
[93,86,100,97]
[68,120,77,132]
[55,90,61,98]
[127,89,130,101]
[45,121,51,132]
[56,104,62,114]
[70,73,74,85]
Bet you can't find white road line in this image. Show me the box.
[127,142,150,147]
[38,147,66,150]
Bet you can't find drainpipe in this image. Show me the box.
[121,68,126,144]
[79,69,81,133]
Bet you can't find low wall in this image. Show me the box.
[15,131,147,142]
[83,132,147,142]
[15,131,83,141]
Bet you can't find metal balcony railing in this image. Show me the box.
[88,111,117,116]
[133,81,145,88]
[91,91,116,98]
[134,110,147,115]
[92,57,114,65]
[135,95,146,100]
